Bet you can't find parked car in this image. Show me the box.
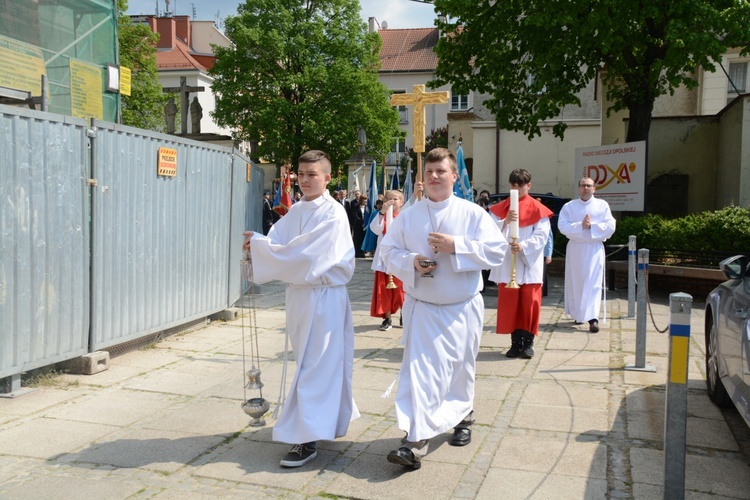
[704,254,750,427]
[489,193,571,234]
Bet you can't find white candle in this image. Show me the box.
[509,189,519,238]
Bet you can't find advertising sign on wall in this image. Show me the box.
[575,141,646,211]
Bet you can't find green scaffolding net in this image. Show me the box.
[0,0,119,122]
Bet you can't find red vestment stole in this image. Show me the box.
[491,195,553,335]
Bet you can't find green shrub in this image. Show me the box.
[553,205,750,256]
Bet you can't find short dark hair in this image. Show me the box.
[509,169,531,185]
[298,150,331,173]
[425,147,457,173]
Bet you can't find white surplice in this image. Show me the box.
[488,215,550,285]
[379,195,507,441]
[249,191,359,444]
[558,196,616,323]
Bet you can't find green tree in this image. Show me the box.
[432,0,750,142]
[210,0,401,168]
[117,0,169,130]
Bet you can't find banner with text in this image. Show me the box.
[0,34,46,95]
[575,141,646,211]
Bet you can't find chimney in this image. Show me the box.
[155,16,176,49]
[175,15,191,48]
[368,17,379,34]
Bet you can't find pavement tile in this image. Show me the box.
[44,388,186,426]
[491,434,607,478]
[0,417,120,458]
[66,427,228,473]
[326,450,466,500]
[511,403,610,435]
[2,273,750,498]
[520,381,609,410]
[0,473,144,500]
[476,467,608,499]
[0,387,87,416]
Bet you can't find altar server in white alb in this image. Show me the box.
[557,177,616,333]
[379,148,507,470]
[242,150,359,468]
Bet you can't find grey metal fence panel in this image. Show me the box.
[89,120,234,350]
[182,142,233,316]
[0,105,90,378]
[227,152,263,307]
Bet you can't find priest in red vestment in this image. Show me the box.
[489,169,553,358]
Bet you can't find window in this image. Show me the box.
[727,61,748,104]
[391,90,409,123]
[451,93,469,111]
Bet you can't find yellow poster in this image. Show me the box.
[69,58,103,120]
[0,34,46,95]
[120,66,132,96]
[158,147,178,177]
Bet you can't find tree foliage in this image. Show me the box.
[116,0,169,130]
[210,0,401,168]
[432,0,750,142]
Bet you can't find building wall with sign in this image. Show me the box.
[0,0,119,121]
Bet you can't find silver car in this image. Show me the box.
[705,254,750,427]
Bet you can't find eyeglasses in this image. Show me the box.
[579,184,594,188]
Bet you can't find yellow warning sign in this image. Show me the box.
[157,147,178,177]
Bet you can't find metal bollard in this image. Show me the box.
[626,249,655,372]
[628,235,636,318]
[664,292,692,500]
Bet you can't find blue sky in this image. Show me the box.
[125,0,438,29]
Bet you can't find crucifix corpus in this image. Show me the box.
[390,84,449,200]
[162,76,205,135]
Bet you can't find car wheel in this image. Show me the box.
[706,316,732,407]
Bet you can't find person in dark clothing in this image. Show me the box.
[351,195,368,258]
[262,191,275,235]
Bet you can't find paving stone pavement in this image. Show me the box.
[1,259,750,499]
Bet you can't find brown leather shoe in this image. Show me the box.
[589,320,599,333]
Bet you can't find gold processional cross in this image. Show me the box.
[390,84,449,199]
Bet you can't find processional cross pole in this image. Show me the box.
[390,84,449,200]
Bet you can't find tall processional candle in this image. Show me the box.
[509,190,519,238]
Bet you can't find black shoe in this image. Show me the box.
[505,330,523,358]
[387,447,421,469]
[450,428,471,447]
[521,331,535,358]
[279,442,317,467]
[589,319,599,333]
[399,314,403,326]
[379,318,392,331]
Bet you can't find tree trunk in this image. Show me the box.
[625,101,654,143]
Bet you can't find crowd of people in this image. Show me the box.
[246,148,615,470]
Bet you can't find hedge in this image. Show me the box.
[553,205,750,257]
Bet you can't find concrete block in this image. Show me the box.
[62,351,110,375]
[209,308,240,321]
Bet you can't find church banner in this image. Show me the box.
[575,141,646,211]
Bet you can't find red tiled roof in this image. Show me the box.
[155,38,210,72]
[379,28,438,73]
